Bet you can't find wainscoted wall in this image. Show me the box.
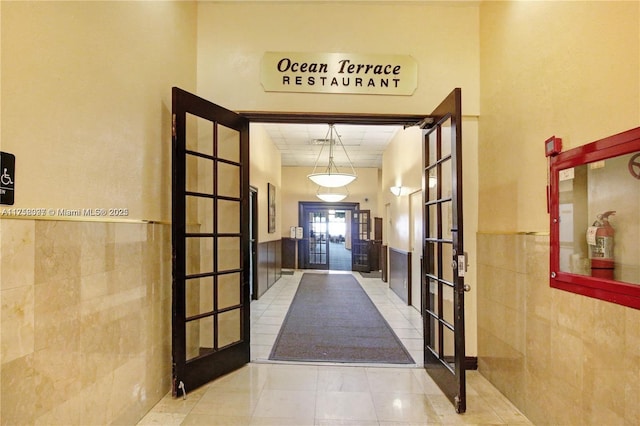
[256,239,282,299]
[388,247,411,305]
[0,219,172,425]
[281,238,297,269]
[477,232,640,425]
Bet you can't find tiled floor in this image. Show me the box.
[138,271,533,425]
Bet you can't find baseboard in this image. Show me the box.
[465,356,478,370]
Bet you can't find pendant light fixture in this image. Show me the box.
[316,185,348,202]
[307,124,357,188]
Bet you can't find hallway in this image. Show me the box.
[138,272,532,425]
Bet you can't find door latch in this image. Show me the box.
[457,252,468,277]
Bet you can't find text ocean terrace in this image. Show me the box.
[261,52,418,95]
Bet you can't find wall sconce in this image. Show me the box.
[390,186,403,197]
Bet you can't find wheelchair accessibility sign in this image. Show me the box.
[0,152,15,205]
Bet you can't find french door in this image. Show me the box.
[306,209,329,269]
[171,87,250,396]
[300,201,358,270]
[422,88,467,413]
[351,209,371,272]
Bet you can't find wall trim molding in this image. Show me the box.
[476,231,549,236]
[465,356,478,371]
[389,247,411,305]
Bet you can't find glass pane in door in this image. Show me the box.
[308,211,328,267]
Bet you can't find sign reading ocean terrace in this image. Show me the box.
[261,52,418,95]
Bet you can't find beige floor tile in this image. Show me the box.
[208,363,269,392]
[317,366,371,392]
[251,324,282,334]
[136,412,187,425]
[386,319,416,328]
[367,367,427,394]
[316,419,379,425]
[426,394,467,424]
[400,338,423,350]
[251,344,273,360]
[144,393,200,415]
[264,364,319,391]
[251,333,278,346]
[181,412,252,425]
[138,272,533,426]
[315,390,377,421]
[252,389,316,419]
[250,416,315,425]
[478,394,533,424]
[190,387,261,417]
[393,328,422,339]
[254,316,285,325]
[371,392,440,423]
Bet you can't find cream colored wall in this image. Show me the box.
[196,1,479,116]
[381,127,423,251]
[280,166,380,234]
[250,124,282,242]
[0,2,196,424]
[479,0,639,233]
[1,1,196,222]
[478,1,640,424]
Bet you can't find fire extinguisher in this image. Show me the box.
[586,211,616,279]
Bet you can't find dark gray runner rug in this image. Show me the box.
[269,273,414,364]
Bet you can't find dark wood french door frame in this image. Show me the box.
[250,186,258,300]
[171,87,250,397]
[171,95,468,404]
[351,209,372,272]
[298,201,359,270]
[421,88,466,413]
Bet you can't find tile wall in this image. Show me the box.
[0,219,172,425]
[477,233,640,425]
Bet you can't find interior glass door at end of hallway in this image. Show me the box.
[306,210,329,270]
[351,209,371,272]
[300,202,359,271]
[171,87,250,397]
[422,88,467,413]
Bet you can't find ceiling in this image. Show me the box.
[257,123,404,168]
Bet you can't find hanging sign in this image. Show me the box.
[0,152,15,205]
[261,52,418,95]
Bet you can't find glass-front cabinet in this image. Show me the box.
[549,127,640,309]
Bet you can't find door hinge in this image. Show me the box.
[172,114,176,138]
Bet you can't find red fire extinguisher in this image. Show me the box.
[587,211,616,279]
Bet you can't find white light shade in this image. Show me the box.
[307,124,357,188]
[316,193,347,202]
[308,172,357,188]
[390,186,402,196]
[316,184,348,202]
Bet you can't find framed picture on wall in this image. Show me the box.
[268,182,276,233]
